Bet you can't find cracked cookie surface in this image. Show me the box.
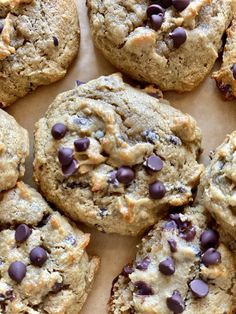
[0,0,80,106]
[0,109,29,192]
[202,131,236,244]
[33,73,203,236]
[0,182,99,314]
[87,0,232,92]
[109,206,236,314]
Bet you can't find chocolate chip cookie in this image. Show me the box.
[202,131,236,245]
[109,206,236,314]
[87,0,232,92]
[0,0,80,106]
[213,15,236,100]
[0,109,29,192]
[0,181,99,314]
[33,73,203,236]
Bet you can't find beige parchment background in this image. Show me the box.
[4,0,236,313]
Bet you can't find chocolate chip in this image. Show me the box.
[136,256,151,271]
[99,208,108,218]
[143,130,158,143]
[169,135,182,145]
[149,181,166,199]
[62,159,78,177]
[107,171,119,187]
[170,214,196,241]
[52,282,63,293]
[8,261,26,283]
[168,239,177,252]
[166,290,185,313]
[144,155,163,172]
[122,264,134,276]
[74,138,90,152]
[160,0,172,8]
[172,0,190,11]
[150,14,164,31]
[58,147,73,166]
[134,281,153,296]
[189,279,209,298]
[30,247,48,267]
[51,123,67,140]
[0,23,3,35]
[202,248,221,267]
[147,4,165,17]
[116,166,135,185]
[76,80,85,86]
[231,64,236,79]
[53,36,59,47]
[170,27,187,48]
[200,229,219,251]
[159,257,175,275]
[15,224,32,243]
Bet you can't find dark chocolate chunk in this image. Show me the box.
[232,64,236,79]
[147,4,165,17]
[15,224,32,243]
[166,290,185,313]
[8,261,26,283]
[170,27,187,48]
[53,36,59,47]
[202,248,221,267]
[168,239,177,252]
[172,0,190,11]
[200,229,219,250]
[30,247,48,267]
[150,14,164,31]
[58,147,74,166]
[51,123,67,140]
[189,279,209,298]
[74,138,90,152]
[136,256,151,271]
[159,257,175,275]
[62,159,78,177]
[149,181,166,199]
[144,155,163,172]
[134,281,153,296]
[116,166,135,185]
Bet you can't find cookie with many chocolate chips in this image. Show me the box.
[0,182,99,314]
[109,206,236,314]
[0,0,80,106]
[87,0,232,92]
[0,109,29,192]
[33,73,203,236]
[202,131,236,245]
[212,15,236,100]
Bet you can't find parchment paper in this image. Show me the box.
[5,0,236,313]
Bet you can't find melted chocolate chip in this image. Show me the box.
[58,147,73,166]
[149,181,166,199]
[147,4,165,17]
[51,123,67,140]
[172,0,190,11]
[136,256,151,271]
[232,64,236,79]
[150,14,164,31]
[8,261,26,283]
[144,155,163,172]
[164,220,178,230]
[170,27,187,48]
[53,36,59,47]
[134,281,153,296]
[122,264,134,276]
[159,257,175,275]
[189,279,209,298]
[202,248,221,267]
[30,247,48,267]
[116,166,135,185]
[200,229,219,251]
[74,138,90,152]
[15,224,32,243]
[168,239,177,252]
[65,235,77,246]
[166,290,185,313]
[62,159,78,177]
[169,214,196,241]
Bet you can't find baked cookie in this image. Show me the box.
[0,181,99,314]
[33,73,203,236]
[213,15,236,100]
[202,131,236,244]
[109,206,236,314]
[0,109,29,192]
[87,0,232,92]
[0,0,80,106]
